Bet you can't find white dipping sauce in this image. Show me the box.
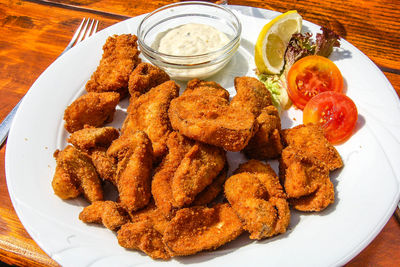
[154,23,230,56]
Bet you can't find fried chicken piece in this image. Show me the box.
[68,126,119,153]
[185,78,230,99]
[53,146,103,202]
[151,132,226,216]
[130,202,170,234]
[91,148,117,185]
[169,81,256,151]
[279,147,334,211]
[79,201,129,231]
[193,165,228,206]
[289,176,335,212]
[234,159,276,176]
[122,80,179,160]
[51,164,82,199]
[279,147,328,198]
[162,203,243,256]
[171,141,226,208]
[244,105,283,160]
[225,160,290,239]
[109,131,153,212]
[64,92,120,133]
[231,76,273,117]
[118,220,171,260]
[281,124,343,171]
[151,132,193,219]
[128,63,170,97]
[86,34,141,98]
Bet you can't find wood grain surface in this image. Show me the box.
[0,0,399,266]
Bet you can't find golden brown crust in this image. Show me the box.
[118,221,171,260]
[231,76,273,117]
[122,80,180,160]
[67,126,119,153]
[151,132,193,219]
[168,86,256,152]
[113,131,154,212]
[79,201,129,231]
[129,202,170,234]
[244,106,283,160]
[63,92,119,133]
[51,163,82,199]
[279,147,328,198]
[53,145,103,202]
[289,177,335,212]
[225,160,289,239]
[280,147,334,211]
[171,142,226,208]
[85,34,141,98]
[162,204,243,256]
[281,124,343,171]
[128,62,170,97]
[91,148,117,185]
[193,165,228,206]
[185,79,230,99]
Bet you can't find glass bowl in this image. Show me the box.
[137,1,242,81]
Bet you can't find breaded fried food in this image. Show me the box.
[118,220,171,260]
[231,76,273,117]
[186,78,230,99]
[122,80,180,160]
[91,148,117,185]
[281,124,343,171]
[169,81,257,151]
[234,159,276,176]
[193,165,228,206]
[51,164,82,199]
[289,176,335,212]
[128,63,170,97]
[279,147,329,198]
[225,160,290,239]
[172,142,226,208]
[162,203,243,256]
[151,132,193,219]
[79,201,129,231]
[151,132,226,216]
[53,145,103,202]
[244,105,283,160]
[130,202,170,234]
[279,147,334,211]
[68,126,119,153]
[64,92,119,133]
[111,131,153,212]
[86,34,141,98]
[231,77,281,160]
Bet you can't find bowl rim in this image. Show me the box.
[137,1,242,60]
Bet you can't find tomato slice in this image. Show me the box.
[287,55,343,109]
[303,91,358,144]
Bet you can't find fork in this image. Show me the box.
[0,18,99,147]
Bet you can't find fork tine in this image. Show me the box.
[63,18,86,52]
[76,18,90,44]
[91,20,99,37]
[84,19,95,40]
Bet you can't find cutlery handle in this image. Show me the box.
[0,99,22,147]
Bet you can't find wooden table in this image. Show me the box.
[0,0,399,266]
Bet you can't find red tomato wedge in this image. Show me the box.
[303,91,358,144]
[287,55,343,109]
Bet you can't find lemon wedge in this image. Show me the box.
[255,10,302,74]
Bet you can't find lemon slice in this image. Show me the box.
[255,10,302,74]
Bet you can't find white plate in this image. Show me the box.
[6,5,400,267]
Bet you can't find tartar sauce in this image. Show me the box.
[153,23,230,56]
